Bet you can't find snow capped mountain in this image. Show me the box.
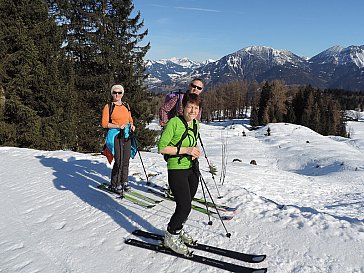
[145,45,364,92]
[339,45,364,68]
[309,45,344,65]
[308,45,364,90]
[237,46,305,66]
[192,46,309,85]
[146,57,202,69]
[145,57,203,91]
[309,45,364,68]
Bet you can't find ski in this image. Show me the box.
[148,183,237,212]
[125,238,267,273]
[100,183,162,204]
[193,196,237,212]
[147,188,234,220]
[97,184,155,208]
[127,190,163,204]
[132,229,266,263]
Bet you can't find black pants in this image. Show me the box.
[111,135,131,187]
[167,167,199,233]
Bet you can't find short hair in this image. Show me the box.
[182,92,202,108]
[110,84,124,95]
[190,78,204,85]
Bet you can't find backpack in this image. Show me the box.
[164,90,184,120]
[102,101,133,161]
[108,101,130,123]
[103,101,131,140]
[164,115,198,163]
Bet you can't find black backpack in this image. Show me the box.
[108,101,130,123]
[164,115,198,163]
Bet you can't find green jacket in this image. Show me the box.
[158,116,199,170]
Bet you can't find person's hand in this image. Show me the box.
[131,124,136,131]
[185,147,200,159]
[119,124,126,129]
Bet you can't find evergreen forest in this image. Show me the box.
[1,1,364,152]
[0,0,156,152]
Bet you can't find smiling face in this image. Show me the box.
[112,88,123,101]
[183,102,200,122]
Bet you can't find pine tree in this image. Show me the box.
[51,0,155,151]
[250,104,259,128]
[258,82,272,125]
[0,0,76,149]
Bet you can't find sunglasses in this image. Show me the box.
[112,91,123,95]
[190,83,203,91]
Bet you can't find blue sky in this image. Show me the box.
[132,0,364,62]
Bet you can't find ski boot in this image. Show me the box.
[180,229,194,245]
[123,182,131,192]
[164,230,190,256]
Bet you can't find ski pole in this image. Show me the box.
[131,132,150,185]
[193,161,212,225]
[117,131,124,198]
[137,149,150,185]
[221,135,228,186]
[198,135,222,198]
[197,166,212,226]
[198,169,231,238]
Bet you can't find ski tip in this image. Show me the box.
[253,268,267,273]
[221,215,234,221]
[252,255,266,263]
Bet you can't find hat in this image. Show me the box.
[111,84,124,96]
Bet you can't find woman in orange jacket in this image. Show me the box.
[102,84,135,194]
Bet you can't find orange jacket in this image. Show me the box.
[102,103,133,128]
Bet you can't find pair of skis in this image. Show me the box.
[98,182,237,220]
[147,187,235,220]
[97,183,162,209]
[126,229,267,273]
[148,182,236,212]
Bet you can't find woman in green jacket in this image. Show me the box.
[158,92,202,255]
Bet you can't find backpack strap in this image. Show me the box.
[175,115,197,151]
[164,116,198,163]
[121,101,130,111]
[108,102,116,124]
[108,101,131,124]
[175,90,183,117]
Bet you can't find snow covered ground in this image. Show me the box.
[1,117,364,273]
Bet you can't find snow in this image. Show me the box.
[309,45,364,68]
[1,116,364,273]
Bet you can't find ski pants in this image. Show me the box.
[167,167,199,233]
[111,134,131,188]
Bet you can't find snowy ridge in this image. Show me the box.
[309,45,364,68]
[237,46,304,65]
[1,117,364,273]
[146,57,202,69]
[146,44,364,92]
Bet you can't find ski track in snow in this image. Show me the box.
[1,119,364,273]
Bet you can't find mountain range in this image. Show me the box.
[145,45,364,93]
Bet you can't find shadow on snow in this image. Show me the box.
[36,155,157,234]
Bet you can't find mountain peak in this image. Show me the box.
[146,44,364,92]
[233,45,302,66]
[310,45,364,68]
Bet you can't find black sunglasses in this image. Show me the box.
[190,83,203,90]
[112,91,123,95]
